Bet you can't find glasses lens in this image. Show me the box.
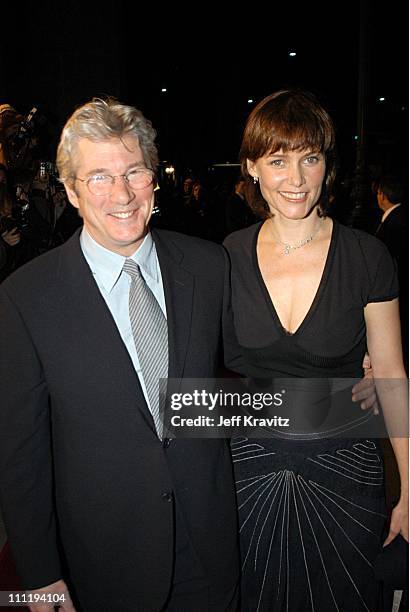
[85,170,154,195]
[87,175,112,195]
[127,170,153,190]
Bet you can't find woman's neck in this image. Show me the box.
[268,211,325,243]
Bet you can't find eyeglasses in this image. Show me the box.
[75,168,154,196]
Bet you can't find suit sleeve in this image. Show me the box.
[0,286,62,589]
[380,215,408,265]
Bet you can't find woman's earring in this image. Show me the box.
[253,177,259,184]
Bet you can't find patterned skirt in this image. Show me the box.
[232,436,386,612]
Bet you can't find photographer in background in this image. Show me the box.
[0,161,70,282]
[0,103,24,168]
[0,105,81,279]
[0,164,22,281]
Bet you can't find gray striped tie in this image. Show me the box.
[123,259,168,438]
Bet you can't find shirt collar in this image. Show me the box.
[381,203,401,223]
[80,229,158,293]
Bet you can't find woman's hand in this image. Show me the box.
[384,494,409,546]
[1,227,20,246]
[351,353,379,414]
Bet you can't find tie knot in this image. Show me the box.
[123,258,142,279]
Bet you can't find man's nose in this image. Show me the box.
[110,175,134,203]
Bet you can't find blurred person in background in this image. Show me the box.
[375,174,408,369]
[0,163,21,281]
[225,175,257,235]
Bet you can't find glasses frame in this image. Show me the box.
[74,168,155,195]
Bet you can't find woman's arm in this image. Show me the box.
[364,298,408,545]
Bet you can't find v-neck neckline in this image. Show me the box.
[252,218,338,337]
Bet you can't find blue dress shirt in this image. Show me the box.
[80,229,167,411]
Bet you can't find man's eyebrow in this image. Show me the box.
[126,161,147,169]
[83,168,109,176]
[84,161,147,177]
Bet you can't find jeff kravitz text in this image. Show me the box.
[170,414,290,428]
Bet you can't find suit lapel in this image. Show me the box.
[60,231,158,435]
[152,229,194,381]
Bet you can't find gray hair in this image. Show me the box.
[57,97,158,187]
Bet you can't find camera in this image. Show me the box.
[0,185,31,235]
[5,108,41,169]
[0,216,19,233]
[12,108,38,144]
[0,204,30,236]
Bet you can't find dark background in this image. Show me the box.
[1,0,408,178]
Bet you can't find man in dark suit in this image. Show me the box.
[0,98,239,611]
[375,175,408,367]
[224,177,257,237]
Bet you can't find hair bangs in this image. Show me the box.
[266,123,326,156]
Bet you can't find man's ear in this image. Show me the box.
[64,183,80,209]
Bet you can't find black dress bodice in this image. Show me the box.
[224,219,399,381]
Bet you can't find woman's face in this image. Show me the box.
[248,148,326,220]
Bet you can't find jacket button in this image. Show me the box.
[162,491,173,503]
[162,437,171,449]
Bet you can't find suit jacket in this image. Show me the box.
[376,206,409,360]
[0,228,239,611]
[376,205,408,268]
[224,193,257,236]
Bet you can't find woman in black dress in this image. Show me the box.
[223,90,408,611]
